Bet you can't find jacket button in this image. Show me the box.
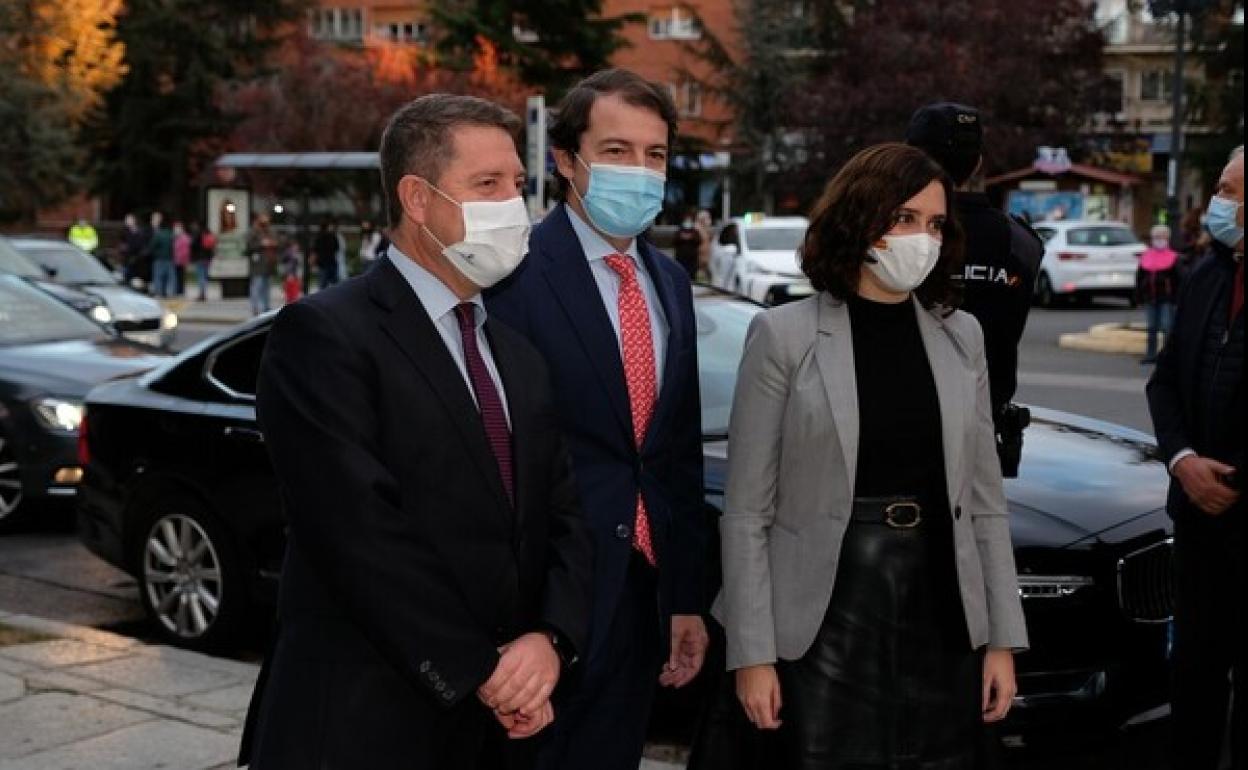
[435,680,446,692]
[443,689,456,701]
[615,524,631,540]
[419,660,432,673]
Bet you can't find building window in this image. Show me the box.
[650,6,702,40]
[667,81,703,117]
[1140,70,1175,102]
[1100,70,1125,114]
[378,20,427,44]
[310,8,364,42]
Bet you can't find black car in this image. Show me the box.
[77,287,1174,734]
[0,275,168,524]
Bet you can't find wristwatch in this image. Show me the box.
[543,627,579,670]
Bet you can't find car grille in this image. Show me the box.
[1117,538,1175,623]
[114,317,161,332]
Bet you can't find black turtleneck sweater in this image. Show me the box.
[847,294,949,510]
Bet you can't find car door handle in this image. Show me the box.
[223,426,265,444]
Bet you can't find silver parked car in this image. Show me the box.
[9,238,178,348]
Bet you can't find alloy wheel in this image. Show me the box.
[0,436,23,520]
[142,513,224,639]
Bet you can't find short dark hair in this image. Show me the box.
[801,143,964,310]
[548,68,679,199]
[379,94,521,228]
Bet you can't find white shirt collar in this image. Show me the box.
[565,203,643,267]
[387,246,485,328]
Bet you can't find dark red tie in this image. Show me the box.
[454,303,514,505]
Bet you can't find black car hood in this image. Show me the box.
[0,338,168,396]
[701,409,1169,552]
[1003,409,1169,549]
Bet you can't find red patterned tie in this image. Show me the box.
[454,303,514,506]
[604,254,658,566]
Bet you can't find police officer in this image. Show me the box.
[68,214,100,255]
[906,102,1043,477]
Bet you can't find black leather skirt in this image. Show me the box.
[775,497,985,770]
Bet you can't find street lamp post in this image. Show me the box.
[1149,0,1213,241]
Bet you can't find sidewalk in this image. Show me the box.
[1058,321,1154,355]
[160,282,286,328]
[0,613,683,770]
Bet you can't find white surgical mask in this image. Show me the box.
[866,233,942,293]
[424,184,530,289]
[1151,237,1170,250]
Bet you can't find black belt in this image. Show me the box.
[851,496,924,529]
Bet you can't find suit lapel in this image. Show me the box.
[637,239,684,451]
[369,259,512,517]
[914,299,967,510]
[536,207,634,443]
[813,296,859,500]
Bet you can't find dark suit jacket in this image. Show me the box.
[1147,243,1245,519]
[486,205,707,656]
[239,257,593,768]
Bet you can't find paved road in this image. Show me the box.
[3,302,1179,768]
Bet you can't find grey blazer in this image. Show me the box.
[712,293,1029,671]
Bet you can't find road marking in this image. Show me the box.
[1018,371,1149,394]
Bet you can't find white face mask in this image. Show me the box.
[866,233,943,293]
[424,185,531,289]
[1151,238,1170,250]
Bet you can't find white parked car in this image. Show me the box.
[10,238,178,348]
[1030,220,1144,307]
[708,215,812,304]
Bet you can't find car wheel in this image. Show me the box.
[135,497,248,652]
[0,431,24,523]
[1036,273,1056,308]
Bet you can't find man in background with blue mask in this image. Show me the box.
[488,68,710,770]
[240,94,593,770]
[1148,145,1244,770]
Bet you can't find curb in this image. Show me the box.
[1059,322,1157,356]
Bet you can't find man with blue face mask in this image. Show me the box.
[487,69,710,770]
[1148,145,1244,770]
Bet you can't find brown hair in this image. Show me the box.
[548,68,679,199]
[801,143,964,310]
[379,94,521,228]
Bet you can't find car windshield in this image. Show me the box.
[742,227,805,252]
[696,296,762,437]
[0,238,46,279]
[0,276,106,346]
[16,243,115,284]
[1066,226,1139,247]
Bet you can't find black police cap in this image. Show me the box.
[905,102,983,156]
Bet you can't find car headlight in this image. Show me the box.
[90,304,114,325]
[1017,574,1094,599]
[32,397,85,433]
[162,311,178,331]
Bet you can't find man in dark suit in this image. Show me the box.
[487,68,709,770]
[238,94,593,769]
[1147,145,1244,770]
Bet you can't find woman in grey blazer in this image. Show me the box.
[715,144,1028,769]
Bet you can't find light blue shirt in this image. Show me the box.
[565,204,669,388]
[388,247,511,427]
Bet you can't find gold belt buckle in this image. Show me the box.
[884,502,922,529]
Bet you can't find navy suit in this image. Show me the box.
[488,204,707,769]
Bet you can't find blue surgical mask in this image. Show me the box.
[1205,195,1244,248]
[574,155,665,238]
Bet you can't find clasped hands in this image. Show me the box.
[477,632,559,739]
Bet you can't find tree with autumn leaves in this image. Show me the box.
[0,0,126,221]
